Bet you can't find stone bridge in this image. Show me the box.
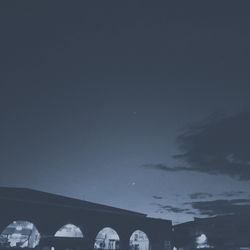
[0,188,173,250]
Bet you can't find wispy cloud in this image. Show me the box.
[151,202,191,213]
[186,198,250,216]
[142,163,191,172]
[143,111,250,180]
[152,195,163,200]
[218,191,246,197]
[189,192,213,199]
[174,111,250,180]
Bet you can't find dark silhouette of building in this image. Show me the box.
[173,215,250,250]
[0,187,172,250]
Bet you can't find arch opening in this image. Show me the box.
[196,233,210,249]
[0,220,40,248]
[94,227,120,250]
[54,224,84,238]
[129,230,150,250]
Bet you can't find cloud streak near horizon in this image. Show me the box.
[187,198,250,216]
[151,197,250,219]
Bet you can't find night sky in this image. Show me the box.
[1,2,250,224]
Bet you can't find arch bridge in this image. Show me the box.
[0,188,172,250]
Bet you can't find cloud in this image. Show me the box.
[151,198,250,218]
[152,195,163,200]
[142,163,191,172]
[189,192,213,199]
[143,111,250,180]
[174,111,250,180]
[219,191,246,197]
[151,202,191,213]
[187,198,250,216]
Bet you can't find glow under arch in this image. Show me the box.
[0,220,40,248]
[94,227,120,250]
[54,224,84,238]
[129,230,150,250]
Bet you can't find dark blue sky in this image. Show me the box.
[1,2,250,224]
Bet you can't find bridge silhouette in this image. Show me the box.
[0,187,172,250]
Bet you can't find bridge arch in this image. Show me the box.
[195,233,212,249]
[129,230,150,250]
[0,220,40,248]
[94,227,120,250]
[54,223,84,238]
